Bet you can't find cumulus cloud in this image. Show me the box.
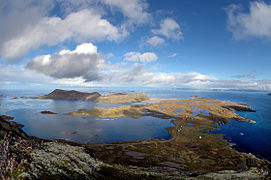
[152,18,183,40]
[225,1,271,39]
[100,0,150,24]
[0,0,152,61]
[2,63,271,90]
[12,42,269,90]
[26,43,107,81]
[0,9,127,60]
[146,36,165,46]
[123,52,158,63]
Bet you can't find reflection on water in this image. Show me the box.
[11,108,173,143]
[0,95,173,143]
[1,89,271,160]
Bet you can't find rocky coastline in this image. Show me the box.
[1,90,271,179]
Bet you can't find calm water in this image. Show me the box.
[0,89,270,160]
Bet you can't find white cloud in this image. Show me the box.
[146,36,165,46]
[225,1,271,39]
[26,43,107,81]
[123,52,158,63]
[152,18,183,40]
[0,0,153,62]
[100,0,150,24]
[2,63,271,90]
[2,42,267,90]
[232,73,255,79]
[0,9,127,60]
[168,53,177,58]
[0,65,54,88]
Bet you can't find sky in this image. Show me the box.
[0,0,271,90]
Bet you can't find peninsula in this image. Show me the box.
[1,90,271,179]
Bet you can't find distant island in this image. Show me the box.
[268,93,271,96]
[1,89,271,179]
[22,89,101,101]
[40,111,58,114]
[21,89,149,103]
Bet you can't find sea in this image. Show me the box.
[0,88,270,161]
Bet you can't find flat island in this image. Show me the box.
[1,89,270,179]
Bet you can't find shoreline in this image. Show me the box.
[1,90,271,179]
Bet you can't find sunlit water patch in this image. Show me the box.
[0,92,174,143]
[7,108,174,143]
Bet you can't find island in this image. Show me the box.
[21,89,101,101]
[40,111,58,114]
[1,90,271,179]
[268,93,271,96]
[21,89,149,103]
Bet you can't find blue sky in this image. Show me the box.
[0,0,270,90]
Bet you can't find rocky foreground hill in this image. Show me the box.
[1,115,270,179]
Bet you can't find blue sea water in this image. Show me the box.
[0,88,270,160]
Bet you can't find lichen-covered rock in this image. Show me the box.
[14,142,102,179]
[199,167,270,179]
